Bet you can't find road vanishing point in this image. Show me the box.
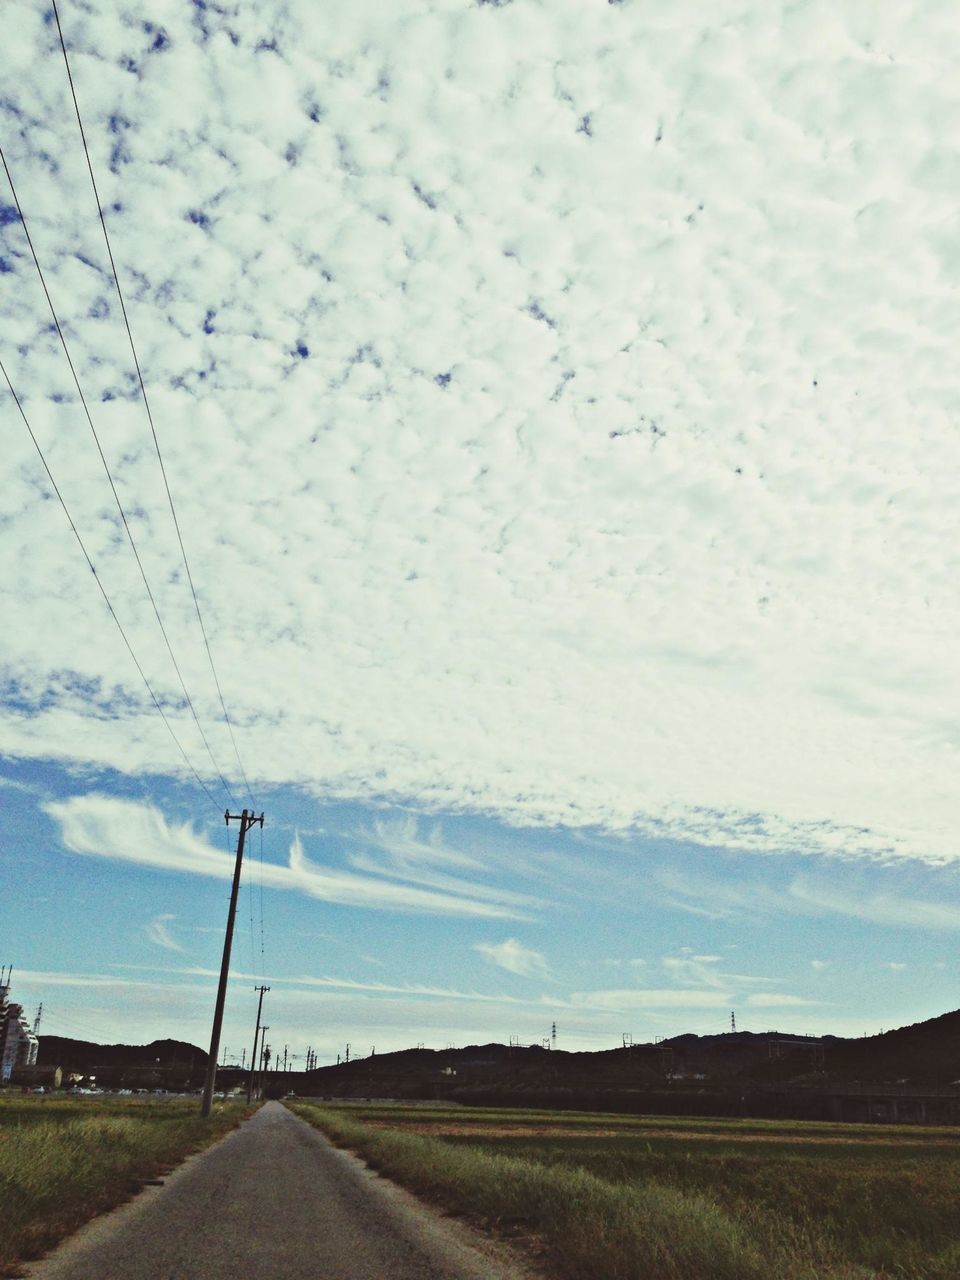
[25,1102,534,1280]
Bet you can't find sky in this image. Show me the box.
[2,0,960,1067]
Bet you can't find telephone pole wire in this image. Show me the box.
[201,808,265,1117]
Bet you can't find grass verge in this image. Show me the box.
[0,1096,255,1276]
[289,1102,796,1280]
[290,1101,960,1280]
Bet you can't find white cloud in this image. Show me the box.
[11,963,631,1055]
[655,867,960,932]
[145,913,183,952]
[787,881,960,931]
[358,816,484,872]
[117,962,540,1007]
[0,775,39,794]
[346,818,539,911]
[661,949,784,990]
[14,968,209,993]
[662,953,727,989]
[567,989,732,1012]
[2,0,960,866]
[474,938,551,980]
[746,994,823,1008]
[43,793,534,920]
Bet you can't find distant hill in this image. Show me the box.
[815,1010,960,1084]
[38,1036,207,1084]
[33,1011,960,1110]
[286,1011,960,1110]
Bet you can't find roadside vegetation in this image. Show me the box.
[289,1101,960,1280]
[0,1095,254,1276]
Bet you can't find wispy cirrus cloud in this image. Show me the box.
[145,913,183,952]
[358,815,484,872]
[43,794,533,921]
[654,867,960,932]
[564,989,732,1012]
[346,815,541,913]
[112,962,544,1007]
[661,949,784,990]
[746,993,823,1008]
[13,968,210,993]
[787,881,960,932]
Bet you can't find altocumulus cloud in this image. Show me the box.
[2,0,959,866]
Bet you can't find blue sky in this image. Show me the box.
[5,757,960,1061]
[3,0,960,1063]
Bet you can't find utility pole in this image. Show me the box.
[201,808,265,1117]
[247,985,270,1104]
[283,1044,288,1072]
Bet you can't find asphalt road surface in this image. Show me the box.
[26,1101,534,1280]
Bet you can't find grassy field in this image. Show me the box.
[0,1094,255,1277]
[289,1101,960,1280]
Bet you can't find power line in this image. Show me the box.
[1,357,218,804]
[0,145,233,805]
[50,0,256,809]
[246,829,257,973]
[37,1009,96,1038]
[258,821,266,976]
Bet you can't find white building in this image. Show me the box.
[0,969,39,1084]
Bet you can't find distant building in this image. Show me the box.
[0,969,39,1084]
[10,1065,62,1089]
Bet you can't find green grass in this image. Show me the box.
[0,1095,255,1276]
[290,1101,960,1280]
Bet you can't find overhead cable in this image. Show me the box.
[258,820,266,976]
[1,357,218,805]
[0,145,234,806]
[50,0,256,809]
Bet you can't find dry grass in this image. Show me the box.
[290,1100,960,1280]
[0,1095,254,1276]
[291,1103,808,1280]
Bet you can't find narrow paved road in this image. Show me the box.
[26,1102,534,1280]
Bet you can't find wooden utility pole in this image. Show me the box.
[247,984,269,1104]
[201,808,265,1117]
